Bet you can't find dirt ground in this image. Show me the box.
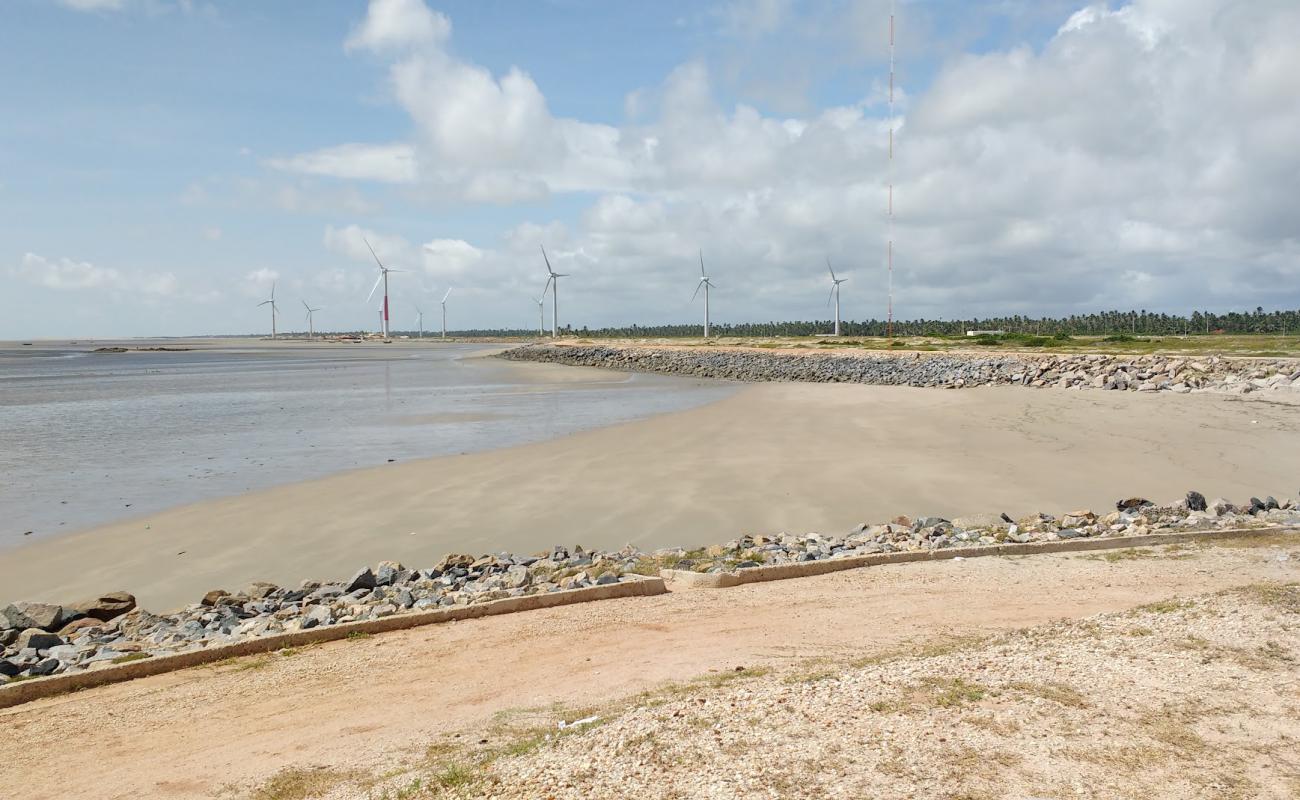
[2,534,1297,799]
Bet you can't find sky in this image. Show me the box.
[1,0,1297,338]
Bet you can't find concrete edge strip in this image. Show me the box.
[0,576,667,711]
[660,526,1299,589]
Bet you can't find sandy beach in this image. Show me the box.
[2,380,1296,611]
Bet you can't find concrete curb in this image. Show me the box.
[661,526,1297,589]
[0,576,667,711]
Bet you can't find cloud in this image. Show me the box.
[11,252,182,297]
[281,0,1300,323]
[58,0,125,10]
[344,0,451,53]
[266,143,416,184]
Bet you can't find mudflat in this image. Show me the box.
[2,382,1297,611]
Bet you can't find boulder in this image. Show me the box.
[200,589,229,607]
[2,602,67,632]
[15,628,64,651]
[434,554,475,572]
[345,567,376,592]
[244,583,278,601]
[1207,498,1232,516]
[59,618,103,636]
[72,591,136,622]
[1185,491,1207,512]
[1061,510,1097,528]
[29,657,61,676]
[374,561,406,586]
[502,564,531,590]
[0,659,19,678]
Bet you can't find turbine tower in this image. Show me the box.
[302,300,322,340]
[414,305,424,338]
[691,250,716,338]
[886,0,896,338]
[540,245,568,338]
[257,282,279,339]
[363,237,404,341]
[826,258,848,336]
[440,288,452,339]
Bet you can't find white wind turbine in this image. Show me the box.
[540,245,568,338]
[440,288,452,339]
[414,305,425,338]
[826,258,848,336]
[691,250,716,338]
[363,237,404,341]
[534,284,548,337]
[302,300,322,340]
[257,282,279,339]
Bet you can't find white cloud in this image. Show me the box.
[344,0,450,53]
[11,253,184,300]
[266,143,416,184]
[58,0,126,10]
[279,0,1300,323]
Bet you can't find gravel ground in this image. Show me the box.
[363,578,1300,799]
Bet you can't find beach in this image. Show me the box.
[2,375,1296,611]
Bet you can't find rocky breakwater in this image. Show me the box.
[500,344,1300,395]
[664,490,1300,574]
[0,548,649,687]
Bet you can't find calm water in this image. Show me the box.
[0,341,733,546]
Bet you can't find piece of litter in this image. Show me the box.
[558,715,599,730]
[953,556,965,561]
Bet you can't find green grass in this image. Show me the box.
[345,631,374,641]
[251,767,358,800]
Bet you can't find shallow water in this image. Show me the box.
[0,341,733,545]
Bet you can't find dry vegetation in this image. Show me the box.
[258,581,1300,799]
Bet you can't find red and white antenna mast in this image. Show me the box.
[886,0,895,338]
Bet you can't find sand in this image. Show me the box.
[2,381,1297,611]
[2,536,1296,799]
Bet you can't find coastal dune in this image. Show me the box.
[2,381,1297,610]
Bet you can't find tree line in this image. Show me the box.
[410,307,1299,339]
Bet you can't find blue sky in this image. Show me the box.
[2,0,1297,337]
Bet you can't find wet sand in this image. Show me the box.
[2,382,1297,610]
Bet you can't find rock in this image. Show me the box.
[301,606,332,629]
[595,572,620,586]
[435,554,475,572]
[503,564,531,590]
[244,583,278,601]
[59,618,103,636]
[72,591,136,622]
[374,561,406,586]
[1185,491,1207,512]
[30,657,61,676]
[1000,512,1015,524]
[200,590,229,607]
[1248,497,1267,513]
[1207,498,1232,516]
[15,628,64,651]
[0,659,19,677]
[1115,498,1151,511]
[1061,510,1096,527]
[2,602,67,632]
[345,567,377,592]
[1264,496,1280,510]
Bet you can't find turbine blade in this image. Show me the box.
[690,280,703,303]
[363,237,384,268]
[302,300,310,312]
[699,249,705,277]
[827,257,836,281]
[257,300,270,306]
[366,272,383,303]
[540,244,554,275]
[442,288,452,302]
[828,285,836,308]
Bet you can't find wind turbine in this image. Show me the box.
[691,250,716,338]
[440,288,452,339]
[826,258,848,336]
[540,245,567,338]
[302,300,322,340]
[534,284,548,337]
[257,282,279,339]
[363,237,404,341]
[414,305,424,339]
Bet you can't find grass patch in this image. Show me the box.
[1232,582,1300,613]
[1135,598,1195,614]
[1006,680,1089,708]
[251,766,357,800]
[110,652,152,664]
[345,631,374,641]
[233,655,276,672]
